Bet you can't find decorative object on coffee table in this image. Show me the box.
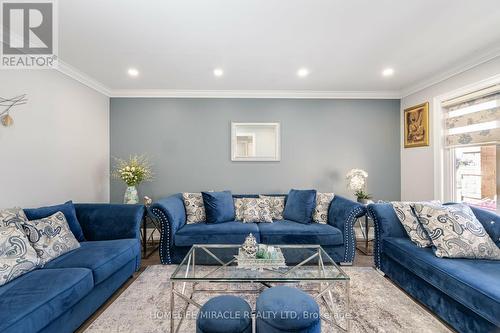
[241,233,258,257]
[346,168,372,204]
[112,155,153,204]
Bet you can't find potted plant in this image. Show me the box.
[346,168,372,204]
[112,155,153,204]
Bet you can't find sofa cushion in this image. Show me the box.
[283,189,317,224]
[24,201,86,242]
[202,191,236,223]
[44,239,140,285]
[258,220,343,246]
[0,267,93,333]
[175,222,260,246]
[383,237,500,326]
[183,193,206,224]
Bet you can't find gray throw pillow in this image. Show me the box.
[22,211,80,265]
[313,192,335,224]
[412,203,500,260]
[0,208,41,286]
[392,201,436,248]
[259,195,285,220]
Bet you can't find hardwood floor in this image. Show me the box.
[76,247,375,332]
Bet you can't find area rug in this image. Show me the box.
[85,265,451,333]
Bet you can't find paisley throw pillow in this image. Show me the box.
[242,198,273,223]
[0,208,40,286]
[412,203,500,260]
[22,211,80,265]
[259,195,285,220]
[313,192,334,224]
[392,201,436,248]
[182,193,206,224]
[234,198,245,221]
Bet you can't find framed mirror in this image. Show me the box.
[231,122,281,161]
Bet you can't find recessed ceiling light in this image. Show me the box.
[297,68,310,77]
[127,68,139,77]
[213,68,224,77]
[382,68,394,77]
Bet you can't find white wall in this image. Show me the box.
[401,56,500,201]
[0,69,109,208]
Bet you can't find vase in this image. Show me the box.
[124,186,139,204]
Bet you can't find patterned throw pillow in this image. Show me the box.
[182,193,206,224]
[234,198,245,221]
[22,212,80,265]
[412,203,500,260]
[0,208,40,286]
[392,201,435,248]
[313,192,335,224]
[259,195,285,220]
[242,198,273,223]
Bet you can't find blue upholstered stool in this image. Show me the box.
[256,286,321,333]
[196,295,252,333]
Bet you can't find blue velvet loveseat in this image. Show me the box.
[368,203,500,333]
[151,194,365,265]
[0,204,143,333]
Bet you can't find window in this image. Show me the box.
[442,85,500,212]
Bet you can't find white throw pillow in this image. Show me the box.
[0,208,40,286]
[412,203,500,260]
[22,211,80,265]
[391,201,437,248]
[313,193,335,224]
[259,195,285,220]
[242,198,273,223]
[182,193,206,224]
[234,198,245,221]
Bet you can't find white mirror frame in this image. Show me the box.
[231,122,281,162]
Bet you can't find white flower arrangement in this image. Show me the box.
[112,155,153,187]
[346,168,371,200]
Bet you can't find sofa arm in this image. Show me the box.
[367,203,407,268]
[151,193,186,264]
[470,206,500,247]
[328,195,366,263]
[74,204,144,241]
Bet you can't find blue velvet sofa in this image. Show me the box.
[368,203,500,333]
[151,194,365,265]
[0,204,143,333]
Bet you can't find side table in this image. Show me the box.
[356,210,374,255]
[142,197,161,259]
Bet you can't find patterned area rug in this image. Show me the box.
[85,265,451,333]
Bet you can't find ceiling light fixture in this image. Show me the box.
[127,68,139,77]
[297,68,310,78]
[382,68,394,77]
[213,68,224,77]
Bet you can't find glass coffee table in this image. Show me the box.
[170,244,350,332]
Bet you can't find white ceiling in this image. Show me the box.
[58,0,500,97]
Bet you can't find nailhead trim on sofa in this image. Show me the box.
[152,207,172,264]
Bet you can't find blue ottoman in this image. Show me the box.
[256,286,321,333]
[196,295,252,333]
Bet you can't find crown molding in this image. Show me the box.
[400,48,500,98]
[56,60,112,96]
[108,89,401,99]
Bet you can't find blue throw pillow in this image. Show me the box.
[283,189,317,224]
[202,191,235,223]
[24,201,85,242]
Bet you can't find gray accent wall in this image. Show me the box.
[110,98,401,202]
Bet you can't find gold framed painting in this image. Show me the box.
[404,102,429,148]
